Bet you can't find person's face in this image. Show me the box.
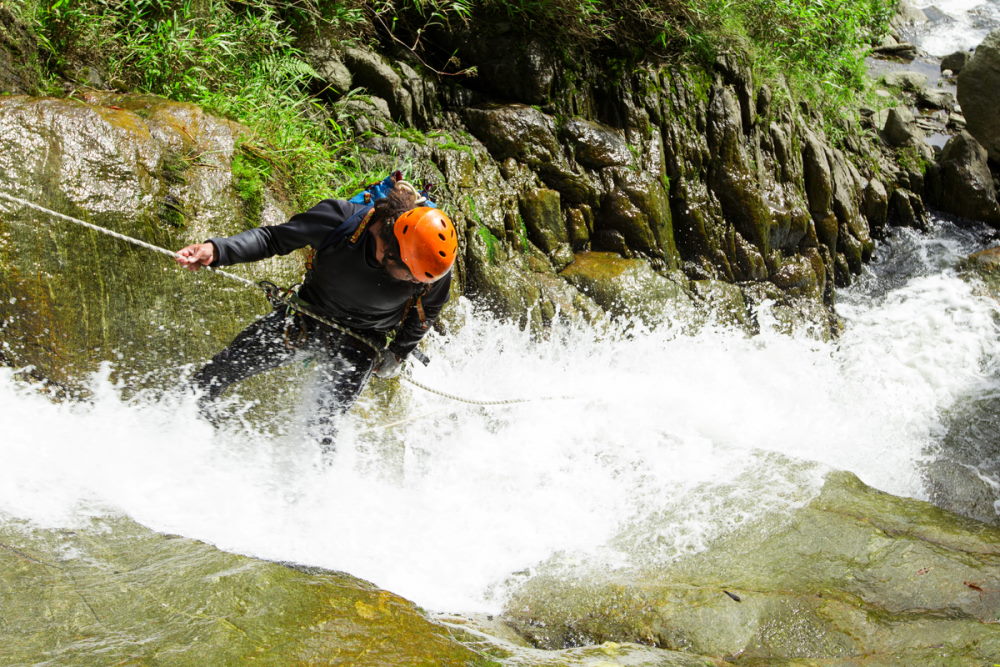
[375,221,420,283]
[383,253,419,282]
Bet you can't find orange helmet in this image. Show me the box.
[393,207,457,282]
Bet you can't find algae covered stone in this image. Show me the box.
[0,94,301,388]
[0,518,497,666]
[503,471,1000,663]
[560,252,694,325]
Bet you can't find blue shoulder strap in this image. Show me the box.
[317,205,373,253]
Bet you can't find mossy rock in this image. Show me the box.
[503,471,1000,663]
[0,518,497,666]
[559,252,694,326]
[0,94,300,389]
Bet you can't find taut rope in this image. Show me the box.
[0,191,573,408]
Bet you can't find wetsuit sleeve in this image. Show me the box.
[207,199,365,266]
[388,273,452,358]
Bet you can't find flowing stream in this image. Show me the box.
[1,214,999,615]
[907,0,1000,56]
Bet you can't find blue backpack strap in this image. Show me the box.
[317,206,374,253]
[348,173,397,206]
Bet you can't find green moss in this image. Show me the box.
[231,144,273,228]
[476,225,500,263]
[516,214,530,252]
[0,518,501,666]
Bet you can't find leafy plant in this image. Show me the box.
[29,0,378,209]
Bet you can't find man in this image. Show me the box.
[174,180,457,445]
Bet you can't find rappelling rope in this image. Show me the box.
[400,371,572,406]
[0,191,573,407]
[0,191,260,290]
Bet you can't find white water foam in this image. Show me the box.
[3,254,1000,612]
[909,0,1000,57]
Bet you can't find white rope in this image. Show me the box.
[0,191,259,289]
[0,190,575,408]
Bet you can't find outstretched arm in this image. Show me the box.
[175,199,367,268]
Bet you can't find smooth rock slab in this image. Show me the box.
[503,471,1000,663]
[0,518,493,666]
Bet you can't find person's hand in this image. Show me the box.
[374,352,404,379]
[175,242,216,271]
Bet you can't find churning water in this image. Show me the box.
[1,216,999,613]
[908,0,1000,56]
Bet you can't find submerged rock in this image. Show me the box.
[503,471,1000,663]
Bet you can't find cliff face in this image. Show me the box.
[0,7,918,385]
[301,27,920,334]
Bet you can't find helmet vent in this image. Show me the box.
[402,225,410,234]
[438,232,446,240]
[439,250,446,257]
[425,272,433,279]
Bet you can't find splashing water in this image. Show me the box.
[908,0,1000,57]
[1,218,999,613]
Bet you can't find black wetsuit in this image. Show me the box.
[192,199,451,441]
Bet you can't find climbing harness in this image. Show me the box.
[0,191,571,409]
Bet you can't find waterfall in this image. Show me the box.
[1,215,998,614]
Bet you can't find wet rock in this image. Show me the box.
[802,132,833,217]
[892,0,929,31]
[888,187,927,228]
[863,178,889,229]
[882,70,928,91]
[966,245,1000,272]
[924,459,999,526]
[957,29,1000,161]
[706,84,774,269]
[600,168,677,262]
[916,87,955,110]
[519,188,568,259]
[941,50,971,75]
[690,279,748,328]
[397,61,438,127]
[338,96,392,135]
[298,29,352,96]
[458,34,558,105]
[0,519,490,665]
[872,42,918,61]
[769,254,822,299]
[463,104,561,169]
[0,94,300,386]
[882,106,926,147]
[592,228,632,256]
[561,118,631,169]
[504,470,1000,662]
[565,205,593,249]
[560,252,693,325]
[342,48,413,126]
[926,131,1000,225]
